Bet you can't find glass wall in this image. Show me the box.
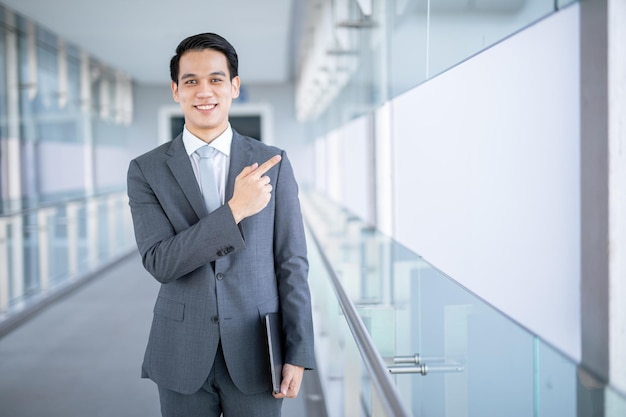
[0,4,135,326]
[296,0,570,136]
[0,3,133,212]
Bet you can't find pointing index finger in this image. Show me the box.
[255,155,282,176]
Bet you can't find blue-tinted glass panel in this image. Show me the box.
[388,0,429,97]
[0,6,6,212]
[428,0,555,78]
[310,0,389,136]
[558,0,577,8]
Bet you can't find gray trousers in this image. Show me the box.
[158,343,282,417]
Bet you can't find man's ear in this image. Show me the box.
[171,81,180,102]
[231,76,241,99]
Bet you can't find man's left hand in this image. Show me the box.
[273,364,304,399]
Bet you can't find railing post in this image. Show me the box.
[107,195,117,258]
[123,194,133,247]
[37,207,55,292]
[66,201,79,277]
[10,214,24,300]
[87,197,99,269]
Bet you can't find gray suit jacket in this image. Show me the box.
[127,131,315,395]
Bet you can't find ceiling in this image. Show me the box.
[1,0,301,86]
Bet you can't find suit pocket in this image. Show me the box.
[154,296,185,321]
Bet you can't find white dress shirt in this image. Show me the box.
[182,124,232,205]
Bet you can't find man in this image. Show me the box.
[127,32,315,417]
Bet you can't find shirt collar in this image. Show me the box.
[182,124,233,157]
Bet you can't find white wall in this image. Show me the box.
[310,116,374,225]
[341,117,372,224]
[391,6,581,361]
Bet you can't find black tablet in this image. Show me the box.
[265,312,284,394]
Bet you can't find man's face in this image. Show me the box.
[171,49,240,142]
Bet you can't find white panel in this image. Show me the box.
[314,135,328,193]
[80,51,91,113]
[340,115,369,223]
[375,103,394,236]
[392,6,581,360]
[327,129,343,203]
[39,142,88,193]
[288,142,315,188]
[100,76,110,120]
[26,20,37,100]
[2,138,21,201]
[57,39,68,109]
[94,147,132,189]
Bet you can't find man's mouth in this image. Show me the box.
[196,104,216,110]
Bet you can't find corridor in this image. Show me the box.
[0,254,310,416]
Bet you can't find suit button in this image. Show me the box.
[217,246,234,257]
[211,316,219,324]
[216,273,224,280]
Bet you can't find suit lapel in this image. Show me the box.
[226,131,254,202]
[164,131,253,222]
[166,134,207,219]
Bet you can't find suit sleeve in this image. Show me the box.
[127,158,245,283]
[273,151,316,370]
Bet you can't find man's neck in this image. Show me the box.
[188,125,228,144]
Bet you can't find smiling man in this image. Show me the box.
[126,33,315,417]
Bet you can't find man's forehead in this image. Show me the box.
[180,70,227,80]
[179,50,229,73]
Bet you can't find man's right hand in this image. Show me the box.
[228,155,282,224]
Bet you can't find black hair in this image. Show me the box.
[169,33,239,84]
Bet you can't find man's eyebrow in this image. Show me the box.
[180,71,227,80]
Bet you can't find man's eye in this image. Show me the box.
[211,78,223,83]
[185,80,197,84]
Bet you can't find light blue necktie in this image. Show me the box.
[195,146,221,212]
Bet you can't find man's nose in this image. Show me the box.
[196,81,214,97]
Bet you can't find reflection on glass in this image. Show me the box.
[388,0,429,97]
[302,0,565,141]
[428,0,554,78]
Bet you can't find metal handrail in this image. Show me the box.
[305,219,412,417]
[0,189,127,218]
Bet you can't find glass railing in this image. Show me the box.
[302,190,626,417]
[305,219,411,417]
[0,192,135,332]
